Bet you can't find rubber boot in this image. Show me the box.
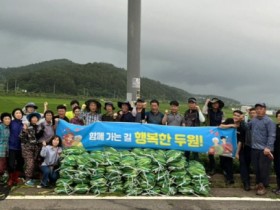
[13,171,21,185]
[7,172,15,187]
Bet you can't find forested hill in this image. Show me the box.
[0,59,240,105]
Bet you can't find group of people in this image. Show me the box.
[0,97,279,196]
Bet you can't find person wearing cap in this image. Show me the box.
[145,99,164,125]
[102,102,117,122]
[7,108,24,186]
[54,105,69,123]
[182,97,205,161]
[79,99,102,125]
[162,100,183,126]
[273,110,280,195]
[0,113,12,185]
[65,100,80,120]
[132,99,146,123]
[21,102,39,124]
[19,112,44,187]
[248,103,276,195]
[70,106,84,125]
[202,98,225,175]
[117,101,135,122]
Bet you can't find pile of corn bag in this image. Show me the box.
[54,147,210,196]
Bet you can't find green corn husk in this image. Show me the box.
[73,184,90,194]
[56,147,210,196]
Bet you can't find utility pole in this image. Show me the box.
[127,0,141,101]
[14,79,17,93]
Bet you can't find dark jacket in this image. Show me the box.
[274,123,280,155]
[207,109,224,126]
[184,109,200,127]
[9,119,23,150]
[119,112,135,122]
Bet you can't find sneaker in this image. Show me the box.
[256,183,267,195]
[25,179,35,187]
[37,183,48,189]
[275,190,280,195]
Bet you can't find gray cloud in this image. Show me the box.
[1,0,280,106]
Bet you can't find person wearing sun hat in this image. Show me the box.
[21,102,39,124]
[202,97,225,176]
[79,99,102,125]
[117,101,135,122]
[102,101,117,122]
[20,112,44,187]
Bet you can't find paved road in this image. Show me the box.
[1,197,280,210]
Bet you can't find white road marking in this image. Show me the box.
[5,196,280,201]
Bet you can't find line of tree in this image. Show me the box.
[0,59,240,105]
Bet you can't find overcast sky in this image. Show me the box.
[1,0,280,106]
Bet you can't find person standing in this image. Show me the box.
[249,103,276,195]
[8,109,24,186]
[39,110,55,144]
[162,100,184,126]
[220,110,246,186]
[20,113,44,187]
[102,102,117,122]
[183,97,205,161]
[0,113,12,185]
[65,100,80,120]
[202,98,225,175]
[238,108,257,191]
[80,99,102,125]
[22,102,39,124]
[117,101,135,122]
[273,110,280,195]
[145,99,164,125]
[70,106,84,125]
[132,99,146,123]
[54,105,69,122]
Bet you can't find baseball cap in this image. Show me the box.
[254,102,266,108]
[188,97,197,103]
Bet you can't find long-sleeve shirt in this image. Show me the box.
[79,112,102,125]
[248,115,276,151]
[40,145,62,166]
[9,119,23,150]
[38,120,55,143]
[0,124,10,157]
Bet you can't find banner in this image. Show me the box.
[56,120,237,157]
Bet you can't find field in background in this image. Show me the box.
[0,95,234,118]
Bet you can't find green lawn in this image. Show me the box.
[0,95,235,119]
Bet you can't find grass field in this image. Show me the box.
[0,95,235,118]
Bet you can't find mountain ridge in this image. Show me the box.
[0,59,240,105]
